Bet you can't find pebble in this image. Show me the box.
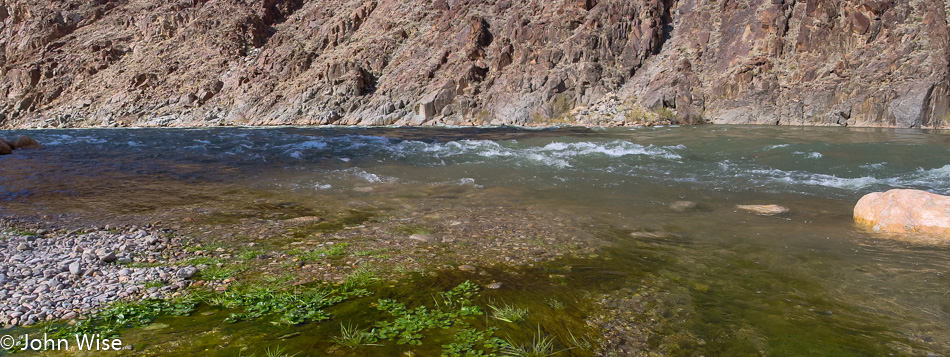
[68,262,81,276]
[458,264,477,272]
[99,251,117,263]
[176,266,198,279]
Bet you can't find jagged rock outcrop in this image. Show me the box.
[626,0,950,128]
[1,0,948,129]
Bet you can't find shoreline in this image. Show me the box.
[4,122,950,132]
[0,183,609,328]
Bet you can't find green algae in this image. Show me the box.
[592,227,938,356]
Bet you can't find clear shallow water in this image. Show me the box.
[1,125,949,355]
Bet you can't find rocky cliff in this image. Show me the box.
[1,0,948,129]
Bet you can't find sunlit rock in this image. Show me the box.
[854,189,950,239]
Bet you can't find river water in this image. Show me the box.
[1,125,948,356]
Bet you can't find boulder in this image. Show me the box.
[854,189,950,238]
[14,136,41,149]
[0,139,11,155]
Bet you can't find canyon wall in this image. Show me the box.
[1,0,948,129]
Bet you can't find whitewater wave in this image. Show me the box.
[702,161,950,195]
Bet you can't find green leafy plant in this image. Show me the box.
[373,281,484,345]
[56,296,197,338]
[442,328,506,357]
[211,281,367,325]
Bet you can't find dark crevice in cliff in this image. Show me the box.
[654,0,676,55]
[254,0,306,48]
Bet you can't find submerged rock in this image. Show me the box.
[14,136,42,149]
[284,216,323,224]
[854,189,950,239]
[0,139,11,155]
[736,204,789,216]
[0,136,41,154]
[670,201,697,212]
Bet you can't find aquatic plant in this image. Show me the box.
[441,328,506,357]
[211,281,368,325]
[435,280,480,309]
[374,281,484,345]
[55,295,198,338]
[264,345,299,357]
[143,280,167,288]
[343,267,380,289]
[489,302,529,323]
[568,330,593,350]
[543,298,564,310]
[390,223,432,236]
[289,243,349,262]
[199,263,244,280]
[500,326,563,357]
[237,248,265,261]
[354,248,391,259]
[332,323,381,348]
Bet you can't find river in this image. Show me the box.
[1,125,948,356]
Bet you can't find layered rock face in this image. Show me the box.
[1,0,948,128]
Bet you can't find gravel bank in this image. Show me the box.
[0,226,191,326]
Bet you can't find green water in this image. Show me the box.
[1,125,949,356]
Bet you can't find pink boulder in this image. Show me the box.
[854,189,950,239]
